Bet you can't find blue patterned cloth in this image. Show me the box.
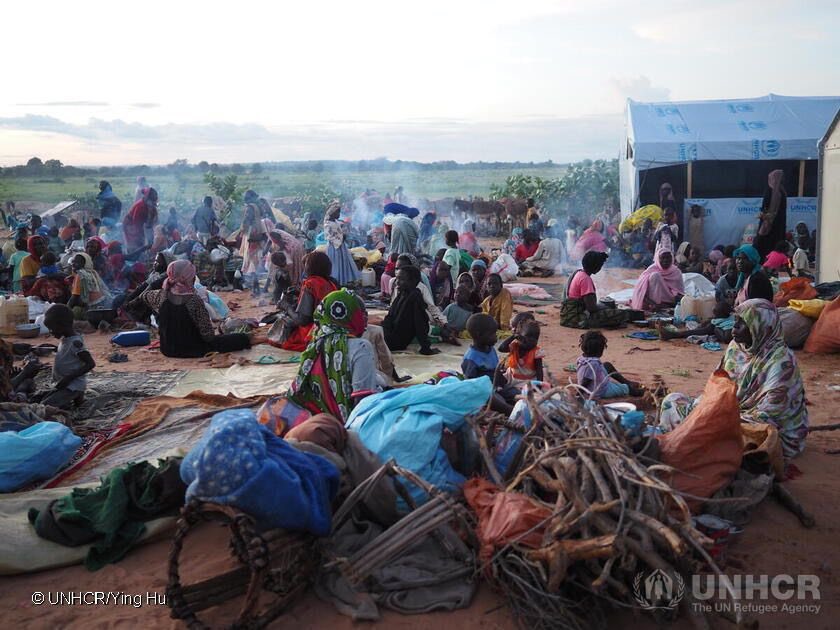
[180,409,340,535]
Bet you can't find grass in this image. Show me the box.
[0,165,566,207]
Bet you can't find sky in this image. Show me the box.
[2,0,839,166]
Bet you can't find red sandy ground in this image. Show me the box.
[2,268,840,629]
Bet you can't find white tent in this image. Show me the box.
[620,94,840,249]
[817,110,840,283]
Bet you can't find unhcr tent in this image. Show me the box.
[620,94,840,249]
[817,110,840,283]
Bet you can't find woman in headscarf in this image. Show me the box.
[85,236,109,279]
[753,169,787,260]
[560,251,627,328]
[660,299,808,459]
[68,252,113,317]
[459,219,481,257]
[570,220,608,262]
[289,289,380,421]
[429,259,453,309]
[150,225,169,255]
[630,245,684,311]
[269,251,339,351]
[19,235,47,292]
[384,213,419,256]
[675,241,691,268]
[106,241,128,290]
[139,260,254,358]
[659,182,676,212]
[124,187,158,251]
[469,259,489,306]
[239,190,269,294]
[708,248,725,281]
[503,227,524,256]
[324,201,360,286]
[417,211,437,253]
[268,228,304,285]
[732,244,774,306]
[124,251,174,322]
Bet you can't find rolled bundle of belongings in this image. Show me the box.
[804,297,840,354]
[656,370,743,512]
[346,375,493,507]
[777,307,814,349]
[27,457,185,570]
[180,409,340,535]
[618,204,662,233]
[0,421,81,492]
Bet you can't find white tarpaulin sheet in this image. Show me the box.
[684,197,817,250]
[627,95,840,166]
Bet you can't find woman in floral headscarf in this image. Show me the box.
[660,299,808,460]
[289,289,380,421]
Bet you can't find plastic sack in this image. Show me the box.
[787,298,826,320]
[778,307,814,349]
[463,478,551,566]
[682,273,716,298]
[492,399,532,476]
[656,370,743,512]
[618,204,662,234]
[209,245,230,264]
[773,277,817,308]
[0,421,81,492]
[804,297,840,354]
[490,253,519,283]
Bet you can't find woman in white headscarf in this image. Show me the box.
[324,201,360,286]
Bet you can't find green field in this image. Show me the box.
[0,165,567,208]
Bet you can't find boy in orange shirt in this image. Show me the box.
[498,319,545,383]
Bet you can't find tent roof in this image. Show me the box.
[627,94,840,167]
[40,200,78,219]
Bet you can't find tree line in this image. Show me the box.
[0,157,563,179]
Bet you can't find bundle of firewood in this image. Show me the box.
[470,386,742,630]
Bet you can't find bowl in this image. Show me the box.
[86,308,118,328]
[16,323,41,339]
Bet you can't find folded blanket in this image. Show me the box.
[180,409,339,535]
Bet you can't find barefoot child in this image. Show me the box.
[498,319,545,383]
[462,313,517,414]
[576,330,642,399]
[42,304,95,408]
[266,252,291,304]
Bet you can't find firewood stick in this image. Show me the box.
[772,482,816,528]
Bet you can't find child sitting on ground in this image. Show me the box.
[443,284,477,335]
[382,265,440,356]
[38,251,60,277]
[576,330,643,399]
[461,313,517,414]
[498,319,545,384]
[657,301,735,344]
[42,304,95,408]
[266,252,291,304]
[791,237,812,279]
[481,273,513,331]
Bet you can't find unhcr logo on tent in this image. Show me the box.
[751,139,780,159]
[678,143,698,161]
[727,104,755,113]
[655,106,680,117]
[739,120,767,132]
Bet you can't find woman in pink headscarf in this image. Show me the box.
[138,260,258,358]
[631,245,685,311]
[570,219,608,262]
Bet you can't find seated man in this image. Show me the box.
[382,265,440,356]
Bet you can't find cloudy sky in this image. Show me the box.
[2,0,838,166]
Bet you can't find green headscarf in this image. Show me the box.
[289,289,367,420]
[733,244,761,290]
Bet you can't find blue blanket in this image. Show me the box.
[346,376,492,505]
[180,410,340,535]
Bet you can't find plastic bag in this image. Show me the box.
[804,297,840,354]
[490,253,519,282]
[0,421,81,492]
[463,477,552,565]
[787,298,826,320]
[773,277,817,308]
[656,370,743,511]
[209,245,230,264]
[257,396,311,437]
